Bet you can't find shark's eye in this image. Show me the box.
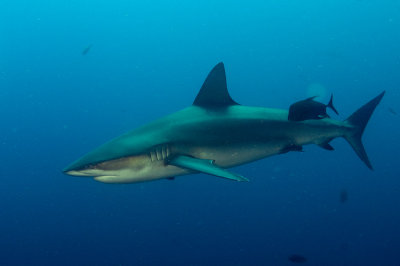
[83,164,96,170]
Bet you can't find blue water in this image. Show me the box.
[1,0,400,265]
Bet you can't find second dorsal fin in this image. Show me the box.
[193,62,238,108]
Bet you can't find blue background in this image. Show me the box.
[1,0,399,265]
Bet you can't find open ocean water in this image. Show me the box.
[1,0,400,265]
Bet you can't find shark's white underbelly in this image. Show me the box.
[183,141,288,168]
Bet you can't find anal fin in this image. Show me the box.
[318,143,334,151]
[280,144,303,154]
[168,155,248,182]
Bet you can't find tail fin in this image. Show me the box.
[327,94,339,115]
[344,91,385,170]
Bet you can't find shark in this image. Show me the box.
[63,62,385,183]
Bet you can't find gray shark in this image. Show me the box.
[63,63,385,183]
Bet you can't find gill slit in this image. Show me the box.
[149,145,171,162]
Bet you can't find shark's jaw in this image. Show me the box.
[63,154,189,183]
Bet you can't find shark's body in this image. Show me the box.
[64,63,384,183]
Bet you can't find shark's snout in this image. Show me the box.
[62,162,102,177]
[62,166,98,177]
[63,170,89,176]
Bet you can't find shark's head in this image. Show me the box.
[62,130,162,183]
[63,129,181,183]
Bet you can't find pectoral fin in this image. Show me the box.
[168,155,249,182]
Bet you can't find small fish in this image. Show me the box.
[340,189,348,203]
[288,254,307,263]
[288,94,339,121]
[388,107,397,115]
[82,44,92,55]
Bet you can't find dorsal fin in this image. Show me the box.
[193,62,238,108]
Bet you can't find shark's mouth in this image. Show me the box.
[66,170,120,183]
[64,169,116,178]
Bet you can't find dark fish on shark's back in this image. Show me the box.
[288,94,339,121]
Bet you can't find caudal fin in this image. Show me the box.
[344,91,385,170]
[327,94,339,115]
